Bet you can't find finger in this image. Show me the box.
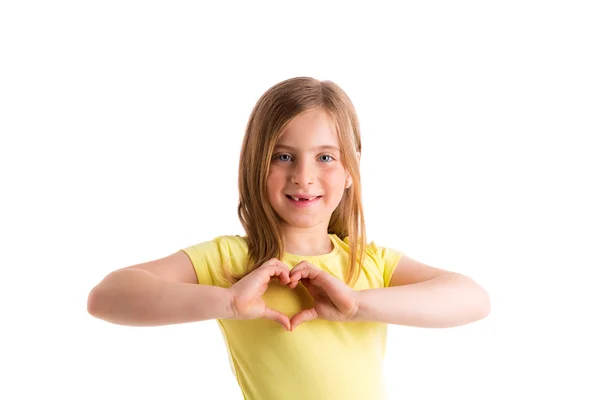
[290,307,318,331]
[260,262,290,284]
[290,266,323,284]
[293,269,339,299]
[289,260,314,275]
[288,275,300,289]
[277,268,291,285]
[288,273,309,289]
[262,307,291,331]
[288,261,316,288]
[269,273,290,285]
[289,276,313,291]
[263,258,291,285]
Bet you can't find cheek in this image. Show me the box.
[322,168,347,187]
[266,170,285,198]
[267,169,285,186]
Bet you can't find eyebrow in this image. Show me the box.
[273,145,340,152]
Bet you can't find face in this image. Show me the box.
[266,108,352,231]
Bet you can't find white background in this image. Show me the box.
[1,1,598,399]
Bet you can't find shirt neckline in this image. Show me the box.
[283,234,340,261]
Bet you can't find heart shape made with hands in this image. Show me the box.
[274,260,361,331]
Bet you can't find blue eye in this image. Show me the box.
[276,154,292,162]
[319,155,334,162]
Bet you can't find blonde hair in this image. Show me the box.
[227,77,366,287]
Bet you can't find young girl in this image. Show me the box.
[87,77,490,400]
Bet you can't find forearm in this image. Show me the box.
[355,273,490,328]
[87,269,233,326]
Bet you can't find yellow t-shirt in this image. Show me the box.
[181,234,403,400]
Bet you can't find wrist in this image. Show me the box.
[186,284,237,322]
[224,287,237,319]
[350,289,367,322]
[352,289,377,323]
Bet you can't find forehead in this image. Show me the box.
[276,109,339,149]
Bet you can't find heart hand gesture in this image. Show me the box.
[227,258,292,331]
[288,261,360,331]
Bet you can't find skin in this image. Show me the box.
[266,108,352,256]
[227,108,359,331]
[263,108,358,330]
[226,108,490,331]
[227,258,359,331]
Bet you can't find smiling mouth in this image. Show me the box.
[286,195,322,202]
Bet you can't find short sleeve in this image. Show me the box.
[180,235,249,287]
[367,241,404,287]
[180,240,223,286]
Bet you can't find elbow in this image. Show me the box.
[87,269,127,318]
[482,290,491,319]
[474,283,491,322]
[87,274,118,319]
[87,285,105,318]
[461,274,491,323]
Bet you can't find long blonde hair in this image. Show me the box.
[229,77,366,287]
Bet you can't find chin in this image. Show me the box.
[276,213,325,229]
[282,218,320,229]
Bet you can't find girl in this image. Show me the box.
[87,77,490,400]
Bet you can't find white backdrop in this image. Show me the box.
[1,1,598,399]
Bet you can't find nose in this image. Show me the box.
[291,158,314,186]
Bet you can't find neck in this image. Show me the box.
[280,226,333,256]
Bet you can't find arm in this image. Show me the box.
[87,251,234,326]
[354,255,490,328]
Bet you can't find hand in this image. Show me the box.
[287,261,360,331]
[227,258,292,331]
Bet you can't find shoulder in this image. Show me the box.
[338,235,403,286]
[183,234,248,255]
[213,234,249,253]
[366,240,402,261]
[180,234,250,286]
[337,235,402,261]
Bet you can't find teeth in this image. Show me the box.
[291,196,317,201]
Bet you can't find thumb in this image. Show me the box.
[262,307,291,331]
[290,307,318,331]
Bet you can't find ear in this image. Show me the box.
[345,152,360,189]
